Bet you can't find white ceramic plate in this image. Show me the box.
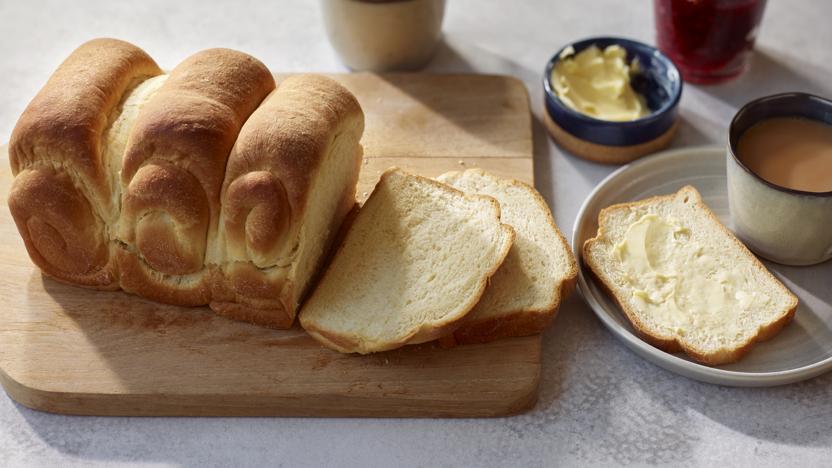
[573,146,832,386]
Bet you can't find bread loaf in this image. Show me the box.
[299,168,515,354]
[8,39,365,329]
[583,186,798,365]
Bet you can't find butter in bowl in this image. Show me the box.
[543,37,682,164]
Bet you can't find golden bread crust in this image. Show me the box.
[448,275,577,345]
[10,38,162,188]
[220,75,363,262]
[8,38,162,288]
[213,74,364,327]
[115,248,214,306]
[441,173,578,345]
[8,42,365,329]
[117,48,275,301]
[210,261,294,328]
[8,168,117,288]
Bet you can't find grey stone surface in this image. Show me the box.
[1,0,831,466]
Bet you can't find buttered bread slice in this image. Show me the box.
[583,186,798,365]
[299,168,514,354]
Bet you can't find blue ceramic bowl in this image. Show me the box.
[543,37,682,147]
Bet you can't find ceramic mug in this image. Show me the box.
[727,93,832,266]
[320,0,446,72]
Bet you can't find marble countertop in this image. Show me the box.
[1,0,831,466]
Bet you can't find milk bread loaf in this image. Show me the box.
[8,39,365,329]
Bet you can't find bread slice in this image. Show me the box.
[583,186,798,365]
[299,168,515,354]
[436,169,577,344]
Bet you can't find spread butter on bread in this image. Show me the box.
[583,186,798,365]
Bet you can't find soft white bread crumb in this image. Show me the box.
[299,168,514,354]
[583,185,798,365]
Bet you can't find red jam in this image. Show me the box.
[654,0,767,84]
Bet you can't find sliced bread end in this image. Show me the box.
[436,168,577,345]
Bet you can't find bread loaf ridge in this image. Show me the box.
[116,47,276,305]
[9,38,164,288]
[7,39,365,328]
[210,74,364,327]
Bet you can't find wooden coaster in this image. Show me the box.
[543,112,678,165]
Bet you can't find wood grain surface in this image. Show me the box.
[0,73,539,417]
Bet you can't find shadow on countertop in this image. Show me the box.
[529,260,832,457]
[523,288,832,464]
[427,37,592,214]
[695,47,830,108]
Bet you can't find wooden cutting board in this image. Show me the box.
[0,73,538,417]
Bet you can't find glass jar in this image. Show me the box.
[654,0,767,84]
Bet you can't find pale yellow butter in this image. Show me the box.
[612,214,770,338]
[551,44,649,122]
